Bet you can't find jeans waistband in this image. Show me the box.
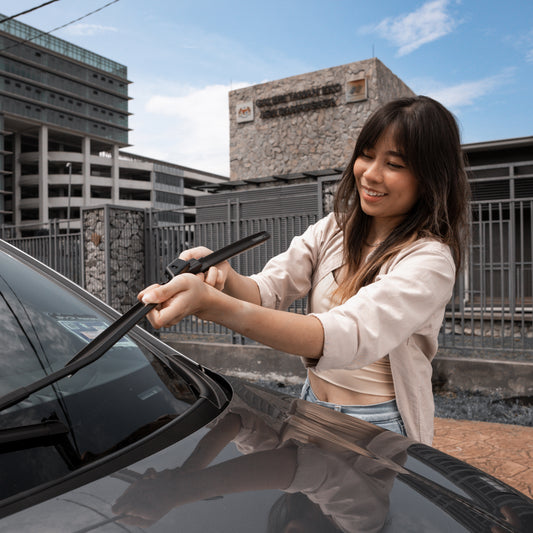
[301,379,398,415]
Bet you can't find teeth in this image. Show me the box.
[364,187,385,197]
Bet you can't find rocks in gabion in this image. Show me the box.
[83,207,145,313]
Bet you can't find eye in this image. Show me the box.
[388,161,405,170]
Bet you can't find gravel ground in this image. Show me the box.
[251,380,533,427]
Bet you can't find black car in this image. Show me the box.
[1,239,532,532]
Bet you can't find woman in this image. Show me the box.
[139,96,470,445]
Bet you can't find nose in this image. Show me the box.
[359,158,382,183]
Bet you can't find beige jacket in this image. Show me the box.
[250,213,456,444]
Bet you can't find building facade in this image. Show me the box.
[0,15,227,232]
[229,58,414,181]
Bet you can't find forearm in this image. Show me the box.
[180,447,298,499]
[223,269,262,305]
[181,413,242,471]
[200,287,324,357]
[141,274,323,357]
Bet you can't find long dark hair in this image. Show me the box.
[333,95,470,302]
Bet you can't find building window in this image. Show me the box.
[21,185,39,199]
[91,164,112,177]
[21,208,39,221]
[91,186,112,199]
[119,188,151,201]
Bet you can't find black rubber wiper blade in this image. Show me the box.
[0,232,270,413]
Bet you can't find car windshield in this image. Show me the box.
[0,248,204,500]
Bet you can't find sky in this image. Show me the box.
[4,0,533,176]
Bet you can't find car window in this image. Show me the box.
[0,250,211,502]
[0,250,146,380]
[0,293,42,393]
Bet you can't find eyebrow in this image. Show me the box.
[386,150,407,161]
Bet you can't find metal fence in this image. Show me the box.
[440,198,532,355]
[2,200,532,355]
[1,221,82,285]
[146,213,318,343]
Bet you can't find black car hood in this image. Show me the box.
[3,375,533,532]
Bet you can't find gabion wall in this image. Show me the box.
[82,206,145,313]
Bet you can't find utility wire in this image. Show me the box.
[0,0,121,53]
[0,0,59,24]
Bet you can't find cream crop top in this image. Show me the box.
[308,272,395,397]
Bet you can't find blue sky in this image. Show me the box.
[6,0,533,176]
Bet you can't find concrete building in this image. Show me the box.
[229,58,414,181]
[0,15,227,232]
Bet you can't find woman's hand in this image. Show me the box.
[138,274,214,329]
[112,467,195,526]
[179,246,231,291]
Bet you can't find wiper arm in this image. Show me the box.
[0,419,69,450]
[0,232,270,413]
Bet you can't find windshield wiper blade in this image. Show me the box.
[0,232,270,413]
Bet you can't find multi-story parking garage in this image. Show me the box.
[0,14,227,232]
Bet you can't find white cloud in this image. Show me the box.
[125,82,250,176]
[412,69,515,109]
[521,29,533,63]
[362,0,458,56]
[64,23,118,36]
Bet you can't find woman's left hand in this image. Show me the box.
[138,273,213,329]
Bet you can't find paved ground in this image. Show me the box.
[433,418,533,499]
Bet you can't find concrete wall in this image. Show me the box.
[165,339,533,397]
[229,58,414,180]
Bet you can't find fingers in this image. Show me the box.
[140,278,183,305]
[139,274,208,329]
[146,305,182,330]
[137,283,160,302]
[203,266,225,290]
[178,246,213,261]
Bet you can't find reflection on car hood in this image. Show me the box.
[4,376,533,532]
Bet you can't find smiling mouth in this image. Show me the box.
[362,186,386,197]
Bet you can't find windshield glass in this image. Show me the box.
[0,249,201,500]
[0,251,149,391]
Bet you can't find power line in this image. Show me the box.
[0,1,59,24]
[0,0,121,54]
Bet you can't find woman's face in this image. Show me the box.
[353,127,419,231]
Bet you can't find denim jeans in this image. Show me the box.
[300,379,407,436]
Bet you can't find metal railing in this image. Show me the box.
[1,221,82,285]
[440,198,532,355]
